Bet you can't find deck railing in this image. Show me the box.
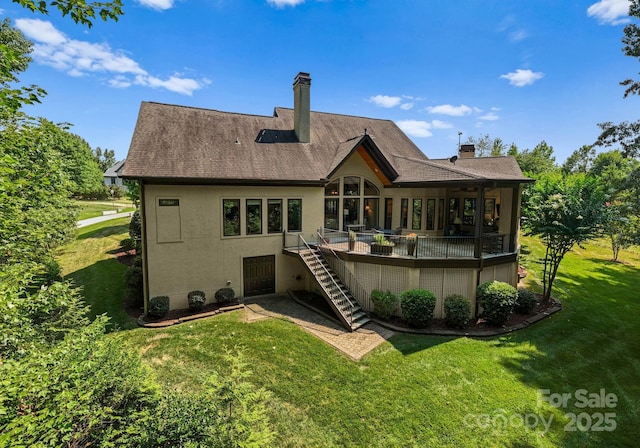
[317,229,510,259]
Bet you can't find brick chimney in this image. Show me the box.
[293,72,311,143]
[459,144,475,158]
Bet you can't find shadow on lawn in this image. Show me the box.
[65,258,137,331]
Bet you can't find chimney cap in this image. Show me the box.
[460,144,475,152]
[293,72,311,87]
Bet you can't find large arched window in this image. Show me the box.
[324,176,380,231]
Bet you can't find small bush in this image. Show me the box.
[215,287,235,304]
[477,281,517,326]
[124,265,143,309]
[187,290,207,311]
[515,288,538,314]
[444,294,471,329]
[120,237,136,251]
[400,288,436,328]
[148,296,170,319]
[370,289,397,319]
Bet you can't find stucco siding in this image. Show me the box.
[143,184,322,309]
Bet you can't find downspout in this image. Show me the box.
[140,180,150,314]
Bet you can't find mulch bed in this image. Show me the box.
[292,290,560,336]
[114,249,137,266]
[137,300,243,327]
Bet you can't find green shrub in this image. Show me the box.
[444,294,471,329]
[148,296,170,319]
[477,281,517,326]
[140,349,275,447]
[515,288,538,314]
[188,290,207,311]
[400,288,436,327]
[124,265,143,309]
[0,317,158,447]
[129,211,142,252]
[370,289,397,319]
[120,237,136,251]
[215,287,235,304]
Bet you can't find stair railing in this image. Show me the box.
[297,233,356,326]
[316,232,371,313]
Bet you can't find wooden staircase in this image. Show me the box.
[297,247,370,331]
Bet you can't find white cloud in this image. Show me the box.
[267,0,305,7]
[136,74,208,96]
[137,0,174,10]
[15,18,206,96]
[500,69,544,87]
[400,103,414,111]
[509,29,528,42]
[369,95,402,108]
[396,120,433,138]
[431,120,453,129]
[587,0,631,25]
[426,104,473,116]
[478,112,500,121]
[15,18,66,45]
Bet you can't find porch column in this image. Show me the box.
[508,185,521,252]
[473,185,485,258]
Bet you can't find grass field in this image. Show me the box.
[57,217,138,330]
[58,220,640,447]
[74,199,135,221]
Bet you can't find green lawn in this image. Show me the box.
[58,221,640,447]
[57,218,138,330]
[74,199,135,220]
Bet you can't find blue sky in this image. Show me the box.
[2,0,637,163]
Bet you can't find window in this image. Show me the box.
[363,179,380,196]
[412,199,422,230]
[401,198,409,228]
[324,198,339,230]
[384,198,393,229]
[223,199,240,236]
[438,198,445,230]
[343,176,360,196]
[325,180,339,196]
[484,198,496,226]
[426,198,435,230]
[288,199,302,232]
[463,198,476,225]
[246,200,262,235]
[267,199,282,233]
[159,199,179,207]
[343,198,359,230]
[448,197,459,224]
[364,198,379,230]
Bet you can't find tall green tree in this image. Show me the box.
[57,131,104,196]
[511,140,557,176]
[523,173,606,301]
[11,0,123,28]
[0,18,45,116]
[595,0,640,158]
[562,145,596,174]
[93,146,116,172]
[465,134,508,157]
[589,150,640,261]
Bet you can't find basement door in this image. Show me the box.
[243,255,276,297]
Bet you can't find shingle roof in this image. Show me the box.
[104,160,125,177]
[123,101,531,186]
[123,102,424,183]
